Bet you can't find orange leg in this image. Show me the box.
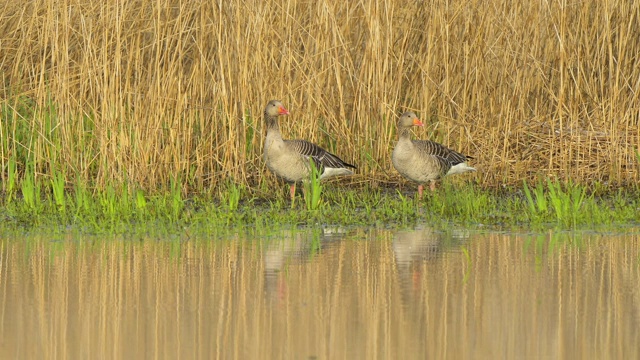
[290,183,296,202]
[429,181,437,192]
[417,184,424,199]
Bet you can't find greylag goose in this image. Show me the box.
[262,100,356,201]
[392,112,476,198]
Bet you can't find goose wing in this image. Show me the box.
[286,139,356,170]
[412,139,471,165]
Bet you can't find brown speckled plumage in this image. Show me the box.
[392,112,476,197]
[262,100,356,200]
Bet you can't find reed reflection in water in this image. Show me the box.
[1,228,639,359]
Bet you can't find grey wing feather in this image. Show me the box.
[286,139,356,170]
[432,154,453,176]
[412,140,470,165]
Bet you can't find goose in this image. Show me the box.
[392,111,476,198]
[262,100,356,201]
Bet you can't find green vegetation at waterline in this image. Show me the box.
[303,161,323,211]
[0,177,638,235]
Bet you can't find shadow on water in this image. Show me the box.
[1,227,640,359]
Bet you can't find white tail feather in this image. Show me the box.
[319,167,354,179]
[446,162,476,176]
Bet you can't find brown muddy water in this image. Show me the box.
[1,227,639,359]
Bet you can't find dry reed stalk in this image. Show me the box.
[0,0,638,194]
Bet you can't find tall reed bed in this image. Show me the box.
[1,0,639,196]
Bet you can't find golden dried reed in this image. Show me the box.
[1,0,639,193]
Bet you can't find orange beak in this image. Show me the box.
[278,106,290,115]
[413,118,424,126]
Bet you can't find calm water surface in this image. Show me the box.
[1,227,639,359]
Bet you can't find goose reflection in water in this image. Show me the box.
[393,228,442,297]
[263,227,348,302]
[392,227,470,301]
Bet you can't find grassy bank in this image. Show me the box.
[1,175,638,236]
[1,0,640,196]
